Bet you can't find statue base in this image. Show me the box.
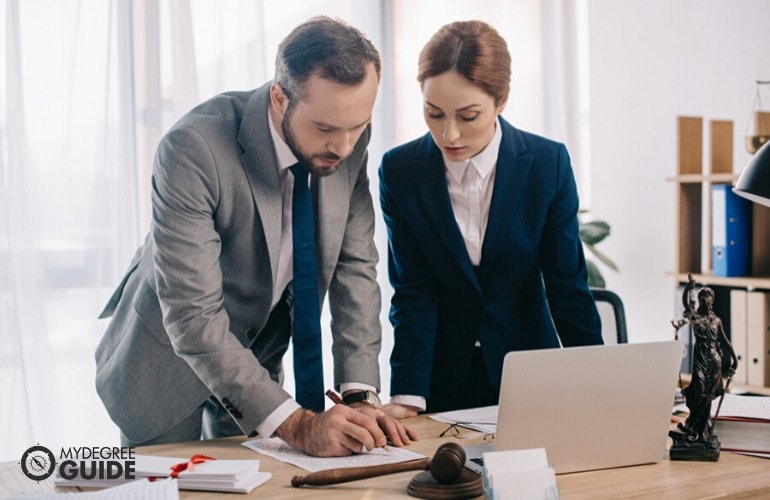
[668,430,720,462]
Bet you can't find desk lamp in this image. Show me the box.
[734,140,770,206]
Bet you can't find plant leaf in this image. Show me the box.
[586,259,605,288]
[579,220,610,245]
[584,244,620,272]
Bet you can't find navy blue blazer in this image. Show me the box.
[379,117,603,400]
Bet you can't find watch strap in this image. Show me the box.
[342,390,382,409]
[343,391,370,405]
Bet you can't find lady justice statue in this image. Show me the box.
[670,273,739,461]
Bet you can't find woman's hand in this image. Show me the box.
[350,404,419,446]
[382,402,420,419]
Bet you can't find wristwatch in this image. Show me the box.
[343,390,383,410]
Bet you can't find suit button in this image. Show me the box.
[246,328,256,339]
[232,410,243,419]
[222,397,231,405]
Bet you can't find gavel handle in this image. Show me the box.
[291,457,430,487]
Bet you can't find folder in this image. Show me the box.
[747,291,770,387]
[729,289,748,385]
[711,184,752,277]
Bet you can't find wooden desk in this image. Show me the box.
[2,415,770,499]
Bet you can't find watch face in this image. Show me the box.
[367,392,383,408]
[21,445,56,481]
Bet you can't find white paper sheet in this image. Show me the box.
[242,438,425,472]
[674,394,770,420]
[10,478,178,500]
[714,394,770,420]
[429,405,498,434]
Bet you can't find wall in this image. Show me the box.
[587,0,770,341]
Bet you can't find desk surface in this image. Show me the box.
[3,415,770,499]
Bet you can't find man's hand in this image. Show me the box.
[350,403,419,446]
[382,402,420,420]
[275,406,387,457]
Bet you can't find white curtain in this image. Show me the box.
[541,0,592,206]
[1,0,580,461]
[1,0,140,460]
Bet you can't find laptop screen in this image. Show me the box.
[494,341,682,473]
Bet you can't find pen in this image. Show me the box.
[325,389,344,405]
[325,389,391,454]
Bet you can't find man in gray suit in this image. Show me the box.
[96,16,416,457]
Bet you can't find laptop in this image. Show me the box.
[465,341,682,474]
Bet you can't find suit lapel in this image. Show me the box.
[412,135,480,293]
[478,120,533,280]
[237,83,282,289]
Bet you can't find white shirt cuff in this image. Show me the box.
[339,382,377,395]
[255,398,302,438]
[389,395,426,411]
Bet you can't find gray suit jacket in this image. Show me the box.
[95,82,382,443]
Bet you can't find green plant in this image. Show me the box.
[578,212,619,288]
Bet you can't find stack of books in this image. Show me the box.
[54,455,271,494]
[713,394,770,457]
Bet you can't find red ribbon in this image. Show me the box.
[169,454,217,478]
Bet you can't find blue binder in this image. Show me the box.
[712,184,752,277]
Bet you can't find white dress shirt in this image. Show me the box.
[389,118,503,411]
[444,117,502,266]
[256,111,375,438]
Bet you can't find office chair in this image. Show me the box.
[590,288,628,344]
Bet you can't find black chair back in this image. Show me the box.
[591,288,628,344]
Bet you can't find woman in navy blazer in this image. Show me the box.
[380,21,603,417]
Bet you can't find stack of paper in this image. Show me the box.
[482,448,558,500]
[53,455,270,494]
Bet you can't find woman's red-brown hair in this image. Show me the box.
[418,20,511,106]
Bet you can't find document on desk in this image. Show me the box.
[714,393,770,420]
[430,405,498,435]
[9,478,178,500]
[242,438,425,472]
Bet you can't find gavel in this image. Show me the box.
[291,442,467,487]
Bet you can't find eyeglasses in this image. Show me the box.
[439,421,495,441]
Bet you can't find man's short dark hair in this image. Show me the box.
[275,16,382,101]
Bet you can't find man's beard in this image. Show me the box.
[281,106,343,178]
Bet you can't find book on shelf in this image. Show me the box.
[712,394,770,456]
[53,455,271,494]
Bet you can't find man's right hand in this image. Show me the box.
[275,405,387,457]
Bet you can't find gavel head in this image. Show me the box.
[429,442,467,484]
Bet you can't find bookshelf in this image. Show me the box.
[669,115,770,395]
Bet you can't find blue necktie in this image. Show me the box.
[289,164,324,411]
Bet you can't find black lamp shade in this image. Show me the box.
[734,140,770,207]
